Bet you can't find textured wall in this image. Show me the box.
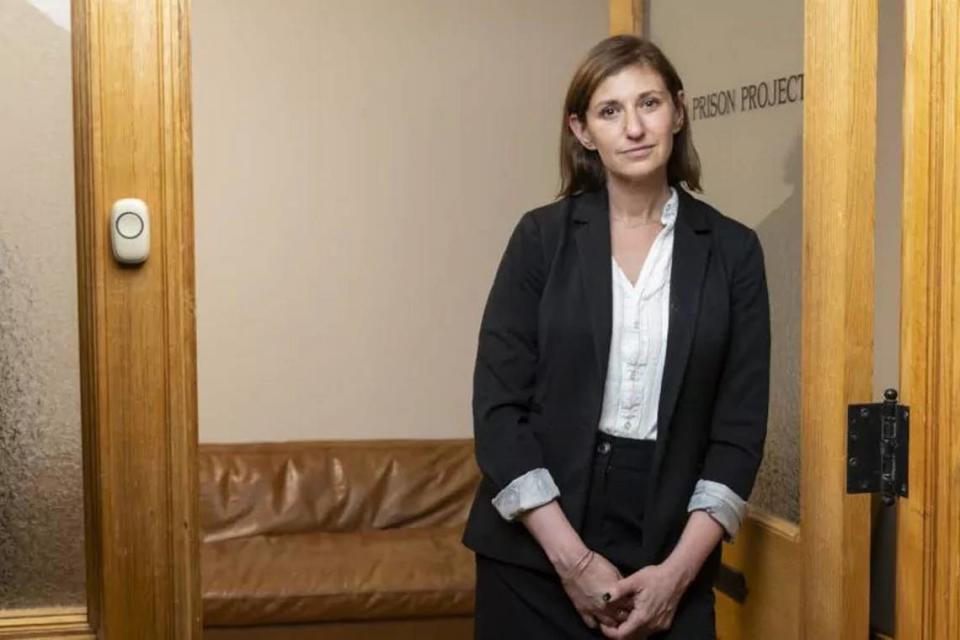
[0,0,85,609]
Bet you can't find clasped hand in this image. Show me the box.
[557,549,631,629]
[560,553,689,639]
[598,563,689,639]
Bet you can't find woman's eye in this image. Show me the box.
[642,98,661,109]
[600,106,618,117]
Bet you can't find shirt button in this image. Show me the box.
[597,441,611,455]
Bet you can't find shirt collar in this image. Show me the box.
[660,187,679,228]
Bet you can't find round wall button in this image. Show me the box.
[116,211,145,239]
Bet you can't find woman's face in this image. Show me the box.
[569,63,684,186]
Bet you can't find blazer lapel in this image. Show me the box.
[652,190,711,477]
[572,188,613,390]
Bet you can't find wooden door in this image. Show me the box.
[0,0,200,637]
[611,1,960,638]
[610,1,884,638]
[613,1,877,635]
[897,2,960,639]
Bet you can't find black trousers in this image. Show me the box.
[474,433,716,640]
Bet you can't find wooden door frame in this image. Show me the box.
[610,0,643,37]
[610,1,877,637]
[898,1,960,638]
[800,3,876,637]
[73,0,201,636]
[0,0,201,637]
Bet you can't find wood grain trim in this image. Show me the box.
[0,636,94,640]
[898,1,960,638]
[71,0,104,630]
[717,510,801,640]
[744,506,800,543]
[0,609,93,639]
[0,628,94,640]
[0,609,84,622]
[159,0,202,633]
[71,0,200,637]
[609,0,644,37]
[801,2,876,639]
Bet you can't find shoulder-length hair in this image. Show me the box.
[558,35,702,197]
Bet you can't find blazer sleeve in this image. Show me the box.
[472,211,548,491]
[700,229,771,500]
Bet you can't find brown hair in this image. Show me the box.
[558,35,702,197]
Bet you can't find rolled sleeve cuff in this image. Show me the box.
[687,479,747,541]
[491,467,560,521]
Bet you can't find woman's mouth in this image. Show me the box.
[621,145,655,158]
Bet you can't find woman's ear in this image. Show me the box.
[568,114,596,151]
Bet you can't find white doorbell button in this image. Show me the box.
[110,198,150,264]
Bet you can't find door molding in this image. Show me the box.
[71,0,200,636]
[0,608,92,639]
[898,1,960,638]
[609,0,643,37]
[800,2,876,638]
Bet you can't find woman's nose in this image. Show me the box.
[624,109,644,138]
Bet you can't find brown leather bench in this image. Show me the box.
[199,439,480,639]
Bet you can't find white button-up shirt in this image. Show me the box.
[491,188,746,540]
[597,186,677,440]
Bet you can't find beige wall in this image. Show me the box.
[871,2,904,634]
[192,1,608,442]
[875,1,903,400]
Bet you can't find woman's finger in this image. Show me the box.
[603,573,639,605]
[650,608,674,631]
[603,605,650,639]
[580,612,598,629]
[594,612,620,627]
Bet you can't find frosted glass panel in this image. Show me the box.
[647,0,803,522]
[0,0,86,608]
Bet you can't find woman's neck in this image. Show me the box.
[606,174,672,224]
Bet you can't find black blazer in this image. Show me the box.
[462,186,771,577]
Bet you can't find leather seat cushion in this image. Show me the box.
[202,526,475,626]
[199,439,480,542]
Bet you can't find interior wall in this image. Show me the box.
[875,3,903,409]
[871,2,904,634]
[192,1,609,442]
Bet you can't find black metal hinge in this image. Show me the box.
[847,388,909,505]
[714,563,748,604]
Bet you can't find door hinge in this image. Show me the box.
[714,563,748,604]
[847,388,909,505]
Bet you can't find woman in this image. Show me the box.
[463,35,770,639]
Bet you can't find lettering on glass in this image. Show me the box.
[691,73,804,121]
